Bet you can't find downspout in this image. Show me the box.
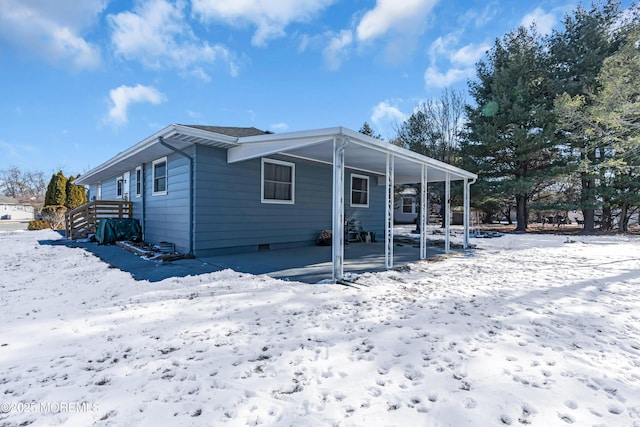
[141,164,146,240]
[159,136,194,255]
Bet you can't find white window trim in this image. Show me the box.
[261,158,295,205]
[402,197,414,214]
[116,176,124,199]
[135,166,142,198]
[350,173,370,208]
[152,157,168,196]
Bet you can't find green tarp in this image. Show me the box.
[95,218,142,245]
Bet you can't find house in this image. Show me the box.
[395,187,419,225]
[74,124,477,281]
[0,196,34,221]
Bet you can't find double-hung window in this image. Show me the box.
[351,174,369,207]
[135,166,142,198]
[402,197,413,213]
[152,157,167,195]
[262,159,294,204]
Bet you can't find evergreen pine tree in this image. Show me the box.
[44,171,68,207]
[555,18,640,231]
[464,26,560,231]
[548,0,624,231]
[65,175,87,209]
[359,122,382,139]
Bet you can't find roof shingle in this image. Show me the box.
[179,125,270,138]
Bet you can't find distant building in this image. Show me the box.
[395,187,418,224]
[0,196,35,221]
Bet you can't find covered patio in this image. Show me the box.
[62,227,462,283]
[227,126,477,282]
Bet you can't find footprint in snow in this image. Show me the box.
[464,397,477,409]
[499,414,512,425]
[608,405,623,415]
[367,386,382,397]
[565,400,578,410]
[558,413,574,423]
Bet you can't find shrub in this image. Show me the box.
[45,171,67,207]
[66,176,87,209]
[28,219,53,230]
[41,205,68,230]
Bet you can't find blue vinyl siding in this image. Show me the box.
[88,153,191,253]
[192,145,385,256]
[101,178,118,200]
[83,144,387,257]
[346,172,385,239]
[143,151,191,253]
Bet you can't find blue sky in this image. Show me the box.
[0,0,632,176]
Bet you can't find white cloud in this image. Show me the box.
[356,0,438,42]
[459,3,498,28]
[192,0,336,47]
[521,7,557,35]
[0,0,104,69]
[371,101,407,134]
[450,42,490,66]
[425,36,487,88]
[429,33,460,61]
[109,0,238,79]
[106,84,166,126]
[323,30,353,71]
[424,66,474,88]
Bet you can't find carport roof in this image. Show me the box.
[75,124,476,185]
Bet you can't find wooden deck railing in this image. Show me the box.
[65,200,133,240]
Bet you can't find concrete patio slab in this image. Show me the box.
[51,235,457,284]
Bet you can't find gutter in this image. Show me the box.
[159,136,194,255]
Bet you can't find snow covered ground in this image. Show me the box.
[1,228,639,427]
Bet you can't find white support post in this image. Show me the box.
[463,178,470,249]
[332,137,346,282]
[385,153,395,269]
[445,172,451,253]
[420,164,428,260]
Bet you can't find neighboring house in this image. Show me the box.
[0,196,34,221]
[395,187,418,225]
[75,124,477,281]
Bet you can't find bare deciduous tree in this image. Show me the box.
[0,166,47,209]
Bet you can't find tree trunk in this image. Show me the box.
[619,203,629,233]
[581,174,596,232]
[506,203,513,225]
[601,205,613,231]
[515,195,527,231]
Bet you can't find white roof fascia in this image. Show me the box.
[233,126,477,182]
[76,124,179,185]
[76,124,242,185]
[347,136,477,181]
[340,128,477,181]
